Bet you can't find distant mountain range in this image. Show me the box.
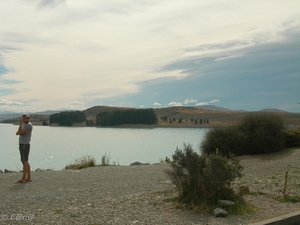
[0,110,64,122]
[0,113,20,121]
[258,108,288,113]
[0,105,297,122]
[195,105,289,113]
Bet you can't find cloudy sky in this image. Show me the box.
[0,0,299,113]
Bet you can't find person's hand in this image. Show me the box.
[19,118,23,125]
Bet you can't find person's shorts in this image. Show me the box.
[19,144,30,162]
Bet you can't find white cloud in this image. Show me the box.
[214,54,244,62]
[0,1,299,112]
[195,99,220,106]
[209,99,220,104]
[168,102,182,107]
[0,99,23,105]
[195,102,208,106]
[153,102,161,106]
[184,98,197,105]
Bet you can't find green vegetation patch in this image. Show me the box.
[165,144,248,214]
[96,108,157,126]
[54,209,63,214]
[49,111,86,126]
[284,129,300,147]
[278,196,300,203]
[201,113,287,156]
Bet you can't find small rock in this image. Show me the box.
[35,168,45,172]
[217,200,235,207]
[212,208,228,217]
[0,170,3,174]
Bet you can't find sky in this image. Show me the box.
[0,0,300,113]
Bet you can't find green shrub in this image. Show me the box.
[165,156,171,163]
[65,155,96,170]
[201,113,285,156]
[284,129,300,147]
[200,126,247,157]
[239,113,285,154]
[165,144,244,210]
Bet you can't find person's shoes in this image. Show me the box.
[26,179,32,182]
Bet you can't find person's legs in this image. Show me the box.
[17,144,31,183]
[24,161,31,181]
[21,161,27,181]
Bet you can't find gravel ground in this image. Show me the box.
[1,148,300,225]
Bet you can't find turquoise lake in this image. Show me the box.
[0,124,208,171]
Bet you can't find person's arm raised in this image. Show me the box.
[16,118,29,135]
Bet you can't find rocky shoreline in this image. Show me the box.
[1,148,300,224]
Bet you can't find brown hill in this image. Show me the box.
[4,106,298,128]
[83,106,300,128]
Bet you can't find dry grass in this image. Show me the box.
[65,155,96,170]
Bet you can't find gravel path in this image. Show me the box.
[1,148,300,225]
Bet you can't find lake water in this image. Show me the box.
[0,124,208,171]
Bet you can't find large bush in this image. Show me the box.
[200,126,247,157]
[201,113,285,156]
[239,113,285,154]
[165,144,243,209]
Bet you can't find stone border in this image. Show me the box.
[249,211,300,225]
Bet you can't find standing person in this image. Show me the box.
[15,114,33,183]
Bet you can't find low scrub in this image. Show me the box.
[165,144,245,212]
[201,113,286,156]
[65,155,96,170]
[101,153,111,166]
[284,129,300,147]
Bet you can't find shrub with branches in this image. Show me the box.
[165,144,243,209]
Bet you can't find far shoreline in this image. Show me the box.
[1,122,218,129]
